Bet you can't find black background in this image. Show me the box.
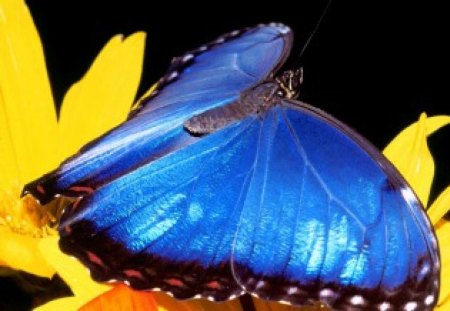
[1,1,449,309]
[23,1,448,146]
[24,0,449,200]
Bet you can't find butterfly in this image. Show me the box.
[24,23,440,310]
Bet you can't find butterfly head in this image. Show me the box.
[276,68,303,99]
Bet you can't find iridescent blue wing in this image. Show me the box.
[57,101,439,309]
[58,116,263,301]
[231,103,439,310]
[23,23,292,204]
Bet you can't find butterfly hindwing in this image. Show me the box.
[59,101,439,309]
[23,23,292,205]
[231,102,439,310]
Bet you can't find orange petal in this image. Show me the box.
[252,298,328,311]
[80,284,158,311]
[152,292,243,311]
[34,297,87,311]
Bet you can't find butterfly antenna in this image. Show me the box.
[293,0,333,70]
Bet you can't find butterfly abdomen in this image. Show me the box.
[184,81,289,135]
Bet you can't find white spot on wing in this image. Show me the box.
[425,294,435,305]
[182,54,194,62]
[278,25,291,34]
[400,187,418,205]
[404,301,418,311]
[250,292,260,298]
[350,295,365,305]
[267,22,291,34]
[167,71,178,81]
[319,288,335,298]
[255,280,265,289]
[378,302,392,311]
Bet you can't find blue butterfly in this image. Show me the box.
[24,23,440,310]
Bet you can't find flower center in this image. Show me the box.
[0,183,58,237]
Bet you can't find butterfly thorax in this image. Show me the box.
[275,68,303,99]
[183,69,303,136]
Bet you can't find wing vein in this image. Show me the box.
[281,105,365,230]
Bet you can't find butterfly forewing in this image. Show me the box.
[231,102,439,310]
[59,116,263,300]
[23,23,292,205]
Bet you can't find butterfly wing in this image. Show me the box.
[58,99,439,308]
[58,116,264,301]
[23,23,292,204]
[231,103,439,310]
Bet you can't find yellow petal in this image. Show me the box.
[428,185,450,225]
[58,32,146,159]
[383,114,450,206]
[130,82,157,113]
[0,227,54,277]
[139,83,158,101]
[38,236,110,302]
[436,220,450,306]
[34,297,85,311]
[0,0,57,186]
[436,296,450,311]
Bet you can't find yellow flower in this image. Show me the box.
[0,1,254,310]
[2,0,448,310]
[1,0,143,305]
[384,113,450,309]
